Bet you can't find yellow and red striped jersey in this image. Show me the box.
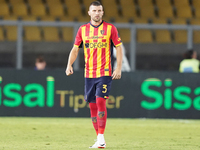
[74,20,122,78]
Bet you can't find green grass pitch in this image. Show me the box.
[0,117,200,150]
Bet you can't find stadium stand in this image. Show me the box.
[0,0,199,44]
[155,0,171,7]
[121,6,137,18]
[137,29,153,43]
[42,27,59,42]
[120,0,135,7]
[27,0,43,6]
[120,0,137,19]
[0,0,6,4]
[61,27,74,42]
[48,4,65,17]
[1,0,200,70]
[194,8,200,18]
[78,15,90,22]
[102,16,112,22]
[3,15,18,20]
[175,6,193,18]
[101,0,119,18]
[22,16,37,21]
[153,18,172,43]
[192,0,200,7]
[114,16,130,23]
[24,26,42,41]
[9,0,24,4]
[64,0,83,19]
[190,19,200,43]
[134,18,148,23]
[172,18,187,25]
[134,17,153,43]
[173,0,190,7]
[140,5,156,18]
[46,0,62,6]
[0,3,10,17]
[152,18,168,24]
[11,4,28,17]
[137,0,154,7]
[172,18,187,43]
[82,0,96,11]
[0,27,4,41]
[118,28,130,43]
[30,4,47,17]
[59,16,75,22]
[138,0,155,18]
[157,6,174,18]
[155,30,172,43]
[190,18,200,25]
[40,16,56,21]
[5,26,17,41]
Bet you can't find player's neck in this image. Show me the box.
[90,19,102,26]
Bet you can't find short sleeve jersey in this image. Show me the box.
[179,59,200,73]
[74,20,122,78]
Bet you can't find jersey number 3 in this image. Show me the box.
[102,84,107,93]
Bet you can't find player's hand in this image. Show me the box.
[65,66,73,76]
[112,68,121,80]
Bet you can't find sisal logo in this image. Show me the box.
[0,76,124,110]
[85,42,107,49]
[141,78,200,110]
[0,76,54,107]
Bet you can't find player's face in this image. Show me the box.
[88,5,104,23]
[35,62,46,70]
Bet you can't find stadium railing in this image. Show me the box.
[0,20,199,71]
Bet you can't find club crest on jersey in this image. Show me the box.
[92,117,97,123]
[100,30,105,35]
[98,111,105,118]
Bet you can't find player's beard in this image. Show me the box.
[92,16,102,23]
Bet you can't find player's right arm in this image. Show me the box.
[65,46,80,76]
[66,26,83,76]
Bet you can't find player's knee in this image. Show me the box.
[96,97,106,107]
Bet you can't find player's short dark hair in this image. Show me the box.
[183,49,194,59]
[90,1,102,8]
[36,55,45,63]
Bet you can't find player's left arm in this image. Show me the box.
[111,25,123,80]
[112,44,123,80]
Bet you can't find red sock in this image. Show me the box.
[96,97,107,134]
[89,103,98,135]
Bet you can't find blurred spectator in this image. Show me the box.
[113,43,131,72]
[179,50,200,73]
[35,55,46,70]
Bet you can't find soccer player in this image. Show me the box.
[65,1,123,148]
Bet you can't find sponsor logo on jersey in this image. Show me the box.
[85,42,107,48]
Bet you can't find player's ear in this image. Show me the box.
[88,11,91,16]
